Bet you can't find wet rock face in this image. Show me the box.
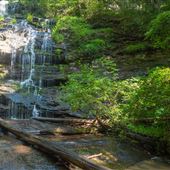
[0,27,27,54]
[0,52,11,65]
[116,52,170,79]
[0,20,28,66]
[0,88,70,119]
[0,8,69,119]
[8,2,21,14]
[0,94,8,105]
[0,94,9,118]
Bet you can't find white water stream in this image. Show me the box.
[0,0,8,16]
[0,1,54,118]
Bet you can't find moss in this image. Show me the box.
[124,42,150,54]
[128,124,164,138]
[79,39,106,56]
[26,13,33,23]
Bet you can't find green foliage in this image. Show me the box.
[26,13,33,23]
[79,39,106,56]
[146,11,170,49]
[61,58,120,120]
[92,57,117,79]
[124,42,149,54]
[10,18,17,24]
[62,65,170,137]
[52,16,91,44]
[0,16,4,22]
[53,16,108,60]
[0,65,7,79]
[61,60,144,124]
[128,124,165,137]
[126,67,170,121]
[21,0,170,59]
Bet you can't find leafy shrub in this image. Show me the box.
[128,124,165,137]
[124,42,149,54]
[61,58,143,123]
[145,11,170,49]
[52,16,92,44]
[92,57,117,78]
[52,16,109,60]
[10,18,17,24]
[27,13,33,23]
[126,67,170,120]
[0,16,4,22]
[79,39,106,56]
[61,58,121,121]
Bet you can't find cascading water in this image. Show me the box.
[10,24,19,75]
[20,25,37,89]
[32,104,39,118]
[17,22,40,117]
[41,32,49,65]
[9,2,17,13]
[0,0,8,16]
[39,32,49,88]
[0,3,63,119]
[10,46,16,74]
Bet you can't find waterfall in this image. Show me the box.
[1,15,55,119]
[20,26,37,88]
[0,0,8,16]
[10,46,16,73]
[39,32,49,88]
[41,32,48,65]
[10,101,16,119]
[9,2,17,13]
[10,30,17,75]
[32,105,39,118]
[19,22,52,118]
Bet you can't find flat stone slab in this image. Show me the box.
[4,119,58,133]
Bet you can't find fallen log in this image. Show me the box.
[28,126,95,135]
[33,117,97,125]
[49,126,95,135]
[88,153,103,159]
[0,119,111,170]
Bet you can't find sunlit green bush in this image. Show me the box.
[52,16,92,44]
[79,39,106,56]
[10,18,17,24]
[61,58,121,121]
[26,13,33,23]
[146,11,170,49]
[0,16,4,22]
[126,67,170,120]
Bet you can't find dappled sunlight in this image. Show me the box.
[0,64,8,78]
[0,83,16,94]
[13,144,32,155]
[0,28,27,54]
[85,150,119,169]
